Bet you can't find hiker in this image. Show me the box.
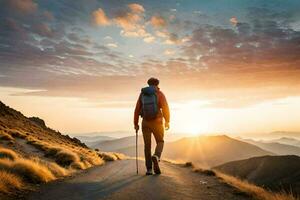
[134,77,170,175]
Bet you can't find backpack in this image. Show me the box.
[140,86,159,120]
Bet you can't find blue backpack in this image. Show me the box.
[140,86,158,120]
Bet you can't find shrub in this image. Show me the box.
[0,148,19,161]
[193,168,216,176]
[70,161,85,170]
[26,139,47,151]
[0,131,13,141]
[0,171,23,194]
[99,152,118,161]
[31,157,69,177]
[0,159,12,171]
[44,147,61,157]
[185,162,193,167]
[8,130,26,139]
[12,158,55,184]
[113,153,126,160]
[55,150,80,167]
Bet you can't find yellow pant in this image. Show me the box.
[142,118,164,170]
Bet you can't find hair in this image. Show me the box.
[147,77,159,86]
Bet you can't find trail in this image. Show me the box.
[27,159,252,200]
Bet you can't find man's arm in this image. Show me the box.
[160,92,170,128]
[134,94,142,130]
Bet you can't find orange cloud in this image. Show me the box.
[150,15,167,28]
[114,12,142,31]
[7,0,37,14]
[143,36,155,43]
[128,3,145,13]
[92,8,110,26]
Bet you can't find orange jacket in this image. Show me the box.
[134,87,170,126]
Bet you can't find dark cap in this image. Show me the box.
[147,77,159,86]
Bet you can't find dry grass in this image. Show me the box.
[8,129,26,139]
[0,148,19,160]
[194,168,216,176]
[215,170,297,200]
[0,148,71,194]
[113,153,127,160]
[0,131,14,141]
[0,159,12,171]
[0,171,23,193]
[26,137,104,169]
[55,149,80,166]
[12,158,56,184]
[98,152,125,161]
[31,157,69,177]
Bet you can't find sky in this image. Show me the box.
[0,0,300,135]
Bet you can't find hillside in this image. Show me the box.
[0,101,102,167]
[244,139,300,156]
[215,155,300,195]
[104,135,273,167]
[0,101,121,197]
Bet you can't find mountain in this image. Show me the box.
[214,155,300,195]
[269,131,300,139]
[74,135,116,147]
[108,135,273,167]
[162,135,273,167]
[70,131,132,139]
[0,101,103,167]
[91,135,144,151]
[270,137,300,147]
[244,139,300,156]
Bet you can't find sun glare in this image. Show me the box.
[173,100,213,136]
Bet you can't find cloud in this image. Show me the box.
[103,36,113,40]
[106,43,118,48]
[92,3,152,43]
[143,36,155,43]
[150,15,167,28]
[1,1,300,109]
[32,23,53,37]
[128,3,145,13]
[4,0,37,14]
[155,30,169,38]
[164,49,175,55]
[120,27,150,38]
[114,12,142,31]
[92,8,110,26]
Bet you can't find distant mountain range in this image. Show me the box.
[243,138,300,156]
[91,134,273,167]
[162,135,273,167]
[269,131,300,139]
[74,135,116,147]
[270,137,300,147]
[215,155,300,195]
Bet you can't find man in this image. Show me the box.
[134,77,170,175]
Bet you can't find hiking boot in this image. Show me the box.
[151,155,161,174]
[146,169,153,175]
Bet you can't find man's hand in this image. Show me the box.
[134,124,139,132]
[165,122,170,130]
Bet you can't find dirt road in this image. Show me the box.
[27,159,252,200]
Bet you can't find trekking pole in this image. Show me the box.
[135,129,139,175]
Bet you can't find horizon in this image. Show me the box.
[1,0,300,136]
